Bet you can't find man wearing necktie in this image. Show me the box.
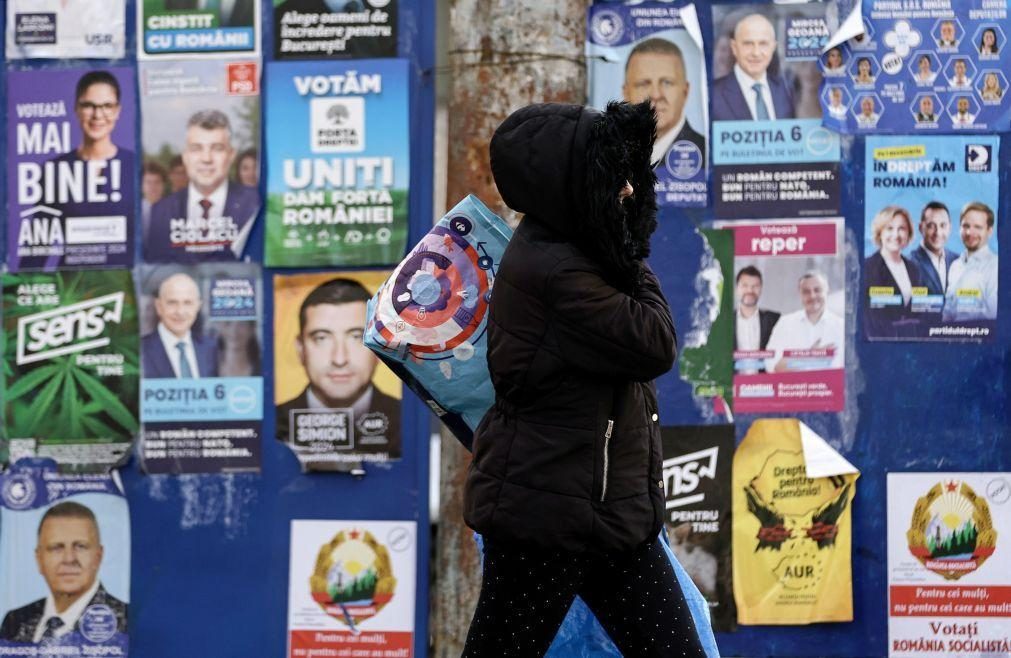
[141,272,220,379]
[0,503,127,644]
[711,13,796,122]
[145,109,260,262]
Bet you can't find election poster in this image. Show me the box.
[888,473,1011,657]
[733,419,859,625]
[7,67,136,271]
[2,271,139,472]
[275,272,402,473]
[287,520,416,658]
[711,2,842,219]
[138,0,260,59]
[714,218,846,413]
[5,0,125,60]
[587,3,709,208]
[661,425,736,631]
[821,0,1011,133]
[678,228,735,411]
[0,459,130,656]
[265,60,409,267]
[273,0,397,60]
[139,59,261,264]
[864,136,998,342]
[138,264,263,474]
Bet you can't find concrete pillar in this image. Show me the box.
[433,1,589,655]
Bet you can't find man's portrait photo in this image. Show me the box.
[274,274,402,471]
[138,264,262,382]
[146,110,259,261]
[141,272,219,379]
[711,13,795,121]
[622,37,706,169]
[0,502,127,644]
[915,96,938,123]
[140,60,261,263]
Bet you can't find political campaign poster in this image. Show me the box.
[821,0,1011,134]
[7,67,136,271]
[0,459,130,656]
[139,59,261,264]
[733,419,859,625]
[273,0,397,60]
[678,228,735,411]
[275,271,402,473]
[138,0,260,59]
[888,473,1011,657]
[2,271,139,472]
[711,2,842,219]
[661,425,736,632]
[138,264,263,474]
[265,59,409,268]
[714,218,846,413]
[287,520,416,657]
[864,136,998,342]
[5,0,125,60]
[587,3,709,208]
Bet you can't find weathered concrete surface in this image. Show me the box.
[434,1,590,655]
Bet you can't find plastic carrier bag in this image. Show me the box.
[365,195,719,658]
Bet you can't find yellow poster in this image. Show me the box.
[732,419,858,624]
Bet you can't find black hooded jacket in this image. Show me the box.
[464,102,678,554]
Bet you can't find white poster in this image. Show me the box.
[5,0,125,59]
[287,520,416,658]
[888,473,1011,657]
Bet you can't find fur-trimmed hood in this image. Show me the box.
[490,101,658,290]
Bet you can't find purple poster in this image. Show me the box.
[6,67,136,271]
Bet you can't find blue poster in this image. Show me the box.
[711,2,842,219]
[587,3,709,208]
[821,0,1011,133]
[0,459,129,656]
[138,263,264,473]
[863,136,998,342]
[265,59,410,267]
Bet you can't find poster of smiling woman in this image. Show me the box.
[7,67,136,271]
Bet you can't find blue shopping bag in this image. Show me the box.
[365,195,719,657]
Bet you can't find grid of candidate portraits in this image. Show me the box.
[590,0,1002,420]
[0,1,408,654]
[588,0,1009,640]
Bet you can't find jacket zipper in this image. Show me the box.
[600,419,614,502]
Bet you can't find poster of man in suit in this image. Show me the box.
[0,462,129,653]
[710,3,841,220]
[138,263,263,474]
[139,59,261,263]
[586,3,708,208]
[274,271,402,473]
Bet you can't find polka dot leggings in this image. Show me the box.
[462,537,708,657]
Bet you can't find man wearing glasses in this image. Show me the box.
[51,70,135,244]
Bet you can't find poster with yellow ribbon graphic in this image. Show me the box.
[733,419,859,624]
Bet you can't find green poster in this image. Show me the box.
[679,228,734,404]
[2,270,139,471]
[264,59,410,267]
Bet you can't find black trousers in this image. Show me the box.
[462,537,707,657]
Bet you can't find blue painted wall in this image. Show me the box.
[0,1,435,656]
[651,5,1011,657]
